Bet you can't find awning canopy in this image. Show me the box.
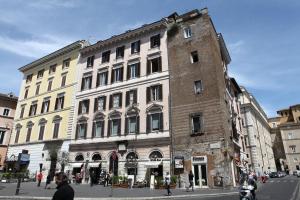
[71,163,83,168]
[144,161,162,168]
[88,162,101,168]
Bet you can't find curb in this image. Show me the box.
[0,191,238,200]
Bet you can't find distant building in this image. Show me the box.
[6,41,88,178]
[269,105,300,173]
[0,93,18,170]
[239,87,276,175]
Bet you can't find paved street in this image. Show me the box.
[0,176,299,200]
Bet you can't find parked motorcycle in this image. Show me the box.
[239,185,255,200]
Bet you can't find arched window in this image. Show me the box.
[75,154,84,162]
[92,153,101,161]
[149,151,163,161]
[126,152,138,160]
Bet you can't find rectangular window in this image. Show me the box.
[53,122,60,138]
[78,99,90,114]
[0,130,5,144]
[15,129,20,144]
[38,125,45,141]
[61,75,67,87]
[96,71,108,87]
[191,114,203,134]
[146,85,162,103]
[126,89,137,106]
[102,50,110,63]
[29,103,37,116]
[26,127,32,142]
[290,145,296,153]
[150,34,160,48]
[184,27,192,38]
[47,79,53,91]
[110,119,121,136]
[94,96,106,111]
[3,108,10,116]
[288,133,294,140]
[26,74,33,83]
[111,67,123,83]
[128,117,136,134]
[109,93,122,109]
[41,99,50,113]
[49,64,56,74]
[147,57,162,75]
[20,105,25,119]
[131,40,140,54]
[24,88,29,99]
[191,51,199,63]
[194,80,203,94]
[113,95,120,108]
[77,123,87,139]
[146,113,163,133]
[81,75,92,90]
[63,58,71,69]
[55,95,64,110]
[37,69,44,79]
[87,55,95,68]
[35,84,40,95]
[116,46,125,59]
[127,63,140,80]
[93,121,104,138]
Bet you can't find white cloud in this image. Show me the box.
[228,40,245,55]
[0,35,72,58]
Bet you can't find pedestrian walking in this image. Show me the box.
[165,172,171,196]
[45,174,51,189]
[37,172,43,187]
[187,170,194,192]
[105,172,110,187]
[52,172,74,200]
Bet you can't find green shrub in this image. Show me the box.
[155,176,164,187]
[112,176,119,184]
[171,175,177,184]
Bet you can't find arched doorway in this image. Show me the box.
[109,153,118,176]
[149,150,163,177]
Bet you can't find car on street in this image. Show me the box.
[269,172,279,178]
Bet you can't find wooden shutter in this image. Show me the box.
[61,97,64,109]
[41,102,45,113]
[109,95,113,109]
[158,56,162,72]
[127,65,130,80]
[146,114,150,133]
[159,112,164,132]
[47,101,50,112]
[88,77,92,89]
[107,120,111,137]
[126,91,129,107]
[75,124,79,139]
[119,93,122,107]
[125,117,128,135]
[94,98,98,112]
[117,119,121,136]
[86,100,90,114]
[159,85,163,101]
[131,42,134,54]
[55,98,58,110]
[137,116,140,134]
[92,122,95,138]
[101,121,105,137]
[146,87,151,104]
[136,63,140,77]
[105,71,108,85]
[111,69,114,84]
[137,40,140,52]
[133,90,137,104]
[84,123,87,139]
[81,78,84,90]
[78,101,82,114]
[103,96,107,111]
[120,67,123,81]
[96,73,100,87]
[147,59,151,75]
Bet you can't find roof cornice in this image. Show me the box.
[19,40,88,73]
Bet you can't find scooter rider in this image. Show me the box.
[248,173,257,200]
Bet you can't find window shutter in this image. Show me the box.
[136,63,140,77]
[96,73,100,87]
[61,97,64,109]
[103,96,106,111]
[133,90,137,104]
[119,93,122,107]
[92,122,95,138]
[147,59,151,75]
[81,78,84,90]
[84,123,87,139]
[126,91,129,107]
[41,102,45,113]
[146,114,150,133]
[111,69,114,84]
[137,40,140,52]
[89,77,92,89]
[146,87,150,104]
[137,116,140,134]
[131,42,134,54]
[127,65,130,80]
[47,101,50,112]
[159,85,163,101]
[125,117,128,135]
[29,106,32,116]
[108,120,111,137]
[101,121,105,137]
[55,98,58,110]
[78,101,82,114]
[94,98,98,112]
[109,95,113,109]
[159,112,164,131]
[158,56,162,72]
[91,56,94,67]
[117,119,121,136]
[86,100,90,114]
[120,67,123,81]
[75,124,79,139]
[105,71,108,85]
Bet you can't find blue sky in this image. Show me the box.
[0,0,299,117]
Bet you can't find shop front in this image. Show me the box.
[192,156,208,188]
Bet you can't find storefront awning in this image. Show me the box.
[88,162,101,168]
[144,161,162,168]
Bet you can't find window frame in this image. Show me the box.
[191,113,204,135]
[183,27,192,38]
[150,34,160,48]
[194,80,203,94]
[191,51,199,63]
[102,50,111,63]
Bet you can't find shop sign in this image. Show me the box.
[174,156,184,169]
[192,156,207,164]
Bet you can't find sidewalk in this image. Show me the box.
[0,182,238,200]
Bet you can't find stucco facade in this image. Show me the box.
[6,41,88,179]
[0,93,18,170]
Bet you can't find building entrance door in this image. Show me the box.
[193,164,208,188]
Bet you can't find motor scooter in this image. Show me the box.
[239,184,255,200]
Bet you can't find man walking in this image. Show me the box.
[165,172,171,196]
[37,172,43,187]
[45,174,51,189]
[187,170,194,192]
[52,172,74,200]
